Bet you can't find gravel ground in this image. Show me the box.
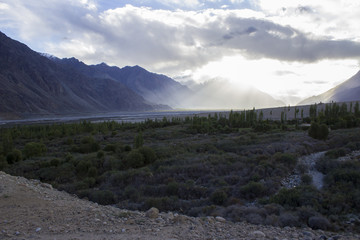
[0,171,359,240]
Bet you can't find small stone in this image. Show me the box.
[252,230,266,238]
[145,207,159,219]
[215,216,226,223]
[15,231,20,235]
[303,231,314,238]
[35,227,41,232]
[206,216,215,224]
[173,215,188,224]
[122,228,126,233]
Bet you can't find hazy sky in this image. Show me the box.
[1,0,360,104]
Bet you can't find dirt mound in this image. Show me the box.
[0,171,358,240]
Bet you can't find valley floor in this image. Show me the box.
[0,171,358,240]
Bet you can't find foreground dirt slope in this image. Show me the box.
[0,171,358,240]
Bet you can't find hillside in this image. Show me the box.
[55,58,192,108]
[299,71,360,105]
[1,171,357,240]
[0,32,165,119]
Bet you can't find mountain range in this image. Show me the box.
[2,30,359,120]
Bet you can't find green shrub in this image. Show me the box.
[301,174,313,185]
[76,160,92,176]
[97,150,105,159]
[6,149,22,164]
[239,181,265,200]
[125,150,145,168]
[273,153,297,167]
[23,142,47,158]
[123,145,132,152]
[308,122,329,140]
[166,181,179,196]
[104,144,117,152]
[325,148,347,159]
[138,146,156,165]
[72,136,100,153]
[89,190,116,205]
[270,188,301,208]
[210,189,228,205]
[64,152,73,162]
[87,166,98,178]
[50,158,61,167]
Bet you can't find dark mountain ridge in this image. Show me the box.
[0,32,168,119]
[55,58,192,108]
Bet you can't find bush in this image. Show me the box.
[273,153,297,167]
[270,188,301,208]
[308,216,332,230]
[76,160,92,176]
[50,158,61,167]
[210,189,228,205]
[239,181,265,200]
[72,136,100,153]
[301,174,313,185]
[87,166,98,178]
[6,149,22,164]
[308,122,329,140]
[125,150,145,168]
[97,150,105,159]
[166,181,179,196]
[89,190,116,205]
[23,142,47,158]
[138,146,157,164]
[279,212,300,227]
[104,144,117,152]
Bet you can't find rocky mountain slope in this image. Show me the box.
[55,58,192,108]
[1,171,358,240]
[0,32,166,119]
[299,70,360,105]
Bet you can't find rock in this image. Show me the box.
[146,207,159,219]
[40,183,53,189]
[206,216,215,224]
[303,231,314,238]
[252,230,266,238]
[215,216,226,223]
[173,215,188,224]
[35,227,41,232]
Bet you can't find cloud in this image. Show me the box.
[274,70,297,76]
[1,1,360,77]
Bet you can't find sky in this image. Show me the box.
[1,0,360,104]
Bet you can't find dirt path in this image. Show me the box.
[0,171,358,240]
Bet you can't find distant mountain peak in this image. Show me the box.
[298,70,360,105]
[38,52,58,60]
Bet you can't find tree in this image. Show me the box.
[134,132,144,149]
[355,102,360,118]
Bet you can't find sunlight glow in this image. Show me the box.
[192,55,358,104]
